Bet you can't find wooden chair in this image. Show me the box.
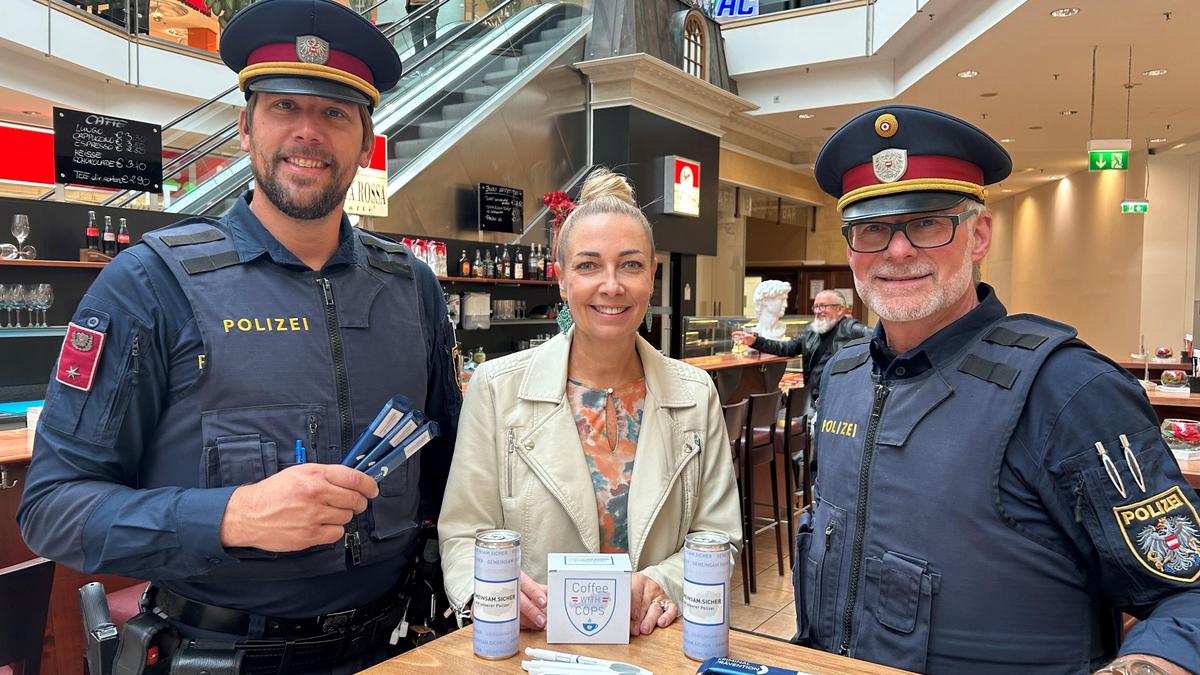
[775,388,810,567]
[741,390,785,593]
[721,399,751,605]
[0,558,55,675]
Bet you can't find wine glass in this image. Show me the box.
[35,284,53,327]
[0,243,16,260]
[10,285,28,328]
[11,215,30,260]
[0,284,11,328]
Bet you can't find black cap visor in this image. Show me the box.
[842,191,979,221]
[247,75,371,108]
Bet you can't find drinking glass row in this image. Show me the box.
[0,283,54,328]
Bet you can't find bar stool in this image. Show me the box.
[741,390,785,592]
[775,388,810,567]
[721,398,751,604]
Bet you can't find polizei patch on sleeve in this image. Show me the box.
[1114,485,1200,582]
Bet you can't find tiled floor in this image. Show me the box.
[730,530,798,640]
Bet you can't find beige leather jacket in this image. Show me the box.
[438,329,742,610]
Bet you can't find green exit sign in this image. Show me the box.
[1089,150,1129,171]
[1121,200,1149,214]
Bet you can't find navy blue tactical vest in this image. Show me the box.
[140,219,428,610]
[798,314,1112,674]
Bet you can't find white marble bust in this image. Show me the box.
[752,279,792,340]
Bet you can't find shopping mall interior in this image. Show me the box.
[1,0,1199,673]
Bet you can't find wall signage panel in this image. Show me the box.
[478,183,524,233]
[52,107,162,192]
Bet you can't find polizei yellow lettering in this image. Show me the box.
[821,419,859,439]
[222,316,312,334]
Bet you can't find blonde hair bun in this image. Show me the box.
[578,167,637,208]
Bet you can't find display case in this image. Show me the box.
[682,314,812,358]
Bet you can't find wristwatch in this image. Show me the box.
[1094,658,1169,675]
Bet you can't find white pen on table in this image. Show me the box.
[524,647,653,675]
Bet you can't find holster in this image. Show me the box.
[168,645,242,675]
[112,612,178,675]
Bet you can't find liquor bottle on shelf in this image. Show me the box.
[85,210,100,250]
[484,249,494,279]
[545,247,556,281]
[101,216,116,257]
[501,246,511,279]
[116,218,130,253]
[514,247,525,280]
[472,249,483,278]
[536,244,546,281]
[459,250,470,277]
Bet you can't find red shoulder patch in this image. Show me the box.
[56,322,106,391]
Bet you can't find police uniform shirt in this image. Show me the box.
[851,283,1200,671]
[17,192,460,617]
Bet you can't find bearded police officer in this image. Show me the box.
[18,0,460,671]
[792,105,1200,675]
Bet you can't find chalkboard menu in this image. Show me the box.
[53,107,163,192]
[478,183,524,233]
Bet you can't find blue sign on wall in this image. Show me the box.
[709,0,758,22]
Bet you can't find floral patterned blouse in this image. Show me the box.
[565,377,647,553]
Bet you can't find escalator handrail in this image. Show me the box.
[41,0,451,203]
[167,0,547,216]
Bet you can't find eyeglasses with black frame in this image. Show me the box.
[841,208,979,254]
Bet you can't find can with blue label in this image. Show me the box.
[473,529,521,659]
[683,531,731,661]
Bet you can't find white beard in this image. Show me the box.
[811,317,838,334]
[855,231,975,322]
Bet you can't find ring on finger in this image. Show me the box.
[656,598,672,612]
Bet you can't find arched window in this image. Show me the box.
[683,14,706,81]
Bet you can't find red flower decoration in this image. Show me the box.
[1170,421,1200,443]
[542,191,576,226]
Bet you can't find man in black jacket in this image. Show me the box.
[735,289,870,406]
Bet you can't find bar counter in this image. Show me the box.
[681,353,793,403]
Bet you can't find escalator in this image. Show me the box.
[102,0,590,218]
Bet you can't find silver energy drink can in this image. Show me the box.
[683,531,731,661]
[473,529,521,659]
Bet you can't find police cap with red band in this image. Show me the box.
[219,0,401,110]
[814,105,1012,220]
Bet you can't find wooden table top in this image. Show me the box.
[0,428,30,465]
[362,624,909,675]
[1147,390,1200,409]
[1116,360,1192,371]
[681,353,792,373]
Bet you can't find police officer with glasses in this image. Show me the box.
[792,105,1200,675]
[18,0,460,672]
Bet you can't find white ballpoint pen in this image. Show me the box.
[525,647,653,675]
[521,661,632,675]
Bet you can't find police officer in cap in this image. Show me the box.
[18,0,460,671]
[792,105,1200,674]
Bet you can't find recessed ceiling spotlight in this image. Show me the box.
[22,110,40,116]
[1059,110,1078,116]
[797,113,815,119]
[1028,125,1044,130]
[1050,7,1079,18]
[1001,188,1013,193]
[1022,168,1036,173]
[979,92,999,98]
[1172,143,1188,150]
[1142,68,1168,77]
[1000,138,1015,143]
[1149,137,1168,143]
[1049,175,1063,180]
[956,70,979,79]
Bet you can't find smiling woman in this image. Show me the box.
[438,168,743,641]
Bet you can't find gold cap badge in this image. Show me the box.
[875,113,898,138]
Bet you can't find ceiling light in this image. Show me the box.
[1149,137,1167,143]
[1059,110,1078,116]
[979,92,998,98]
[1049,175,1063,180]
[1001,189,1013,193]
[1028,125,1044,130]
[1000,138,1015,143]
[22,110,40,116]
[797,113,814,119]
[1173,143,1188,150]
[1142,68,1168,77]
[1050,8,1079,18]
[956,70,979,79]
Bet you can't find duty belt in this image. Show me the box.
[146,586,402,673]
